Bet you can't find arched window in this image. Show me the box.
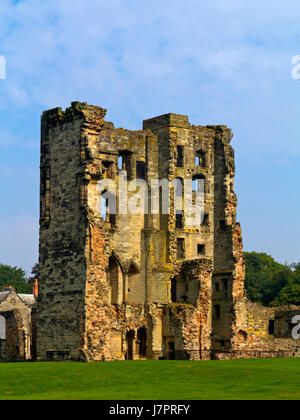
[109,256,123,305]
[0,315,6,340]
[128,263,140,303]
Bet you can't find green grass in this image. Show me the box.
[0,358,300,400]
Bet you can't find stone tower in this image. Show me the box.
[37,102,245,361]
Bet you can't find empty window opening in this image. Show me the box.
[101,191,116,225]
[177,146,184,167]
[268,320,275,335]
[192,175,205,193]
[214,282,220,292]
[195,151,206,167]
[214,305,221,320]
[101,194,108,221]
[118,156,124,170]
[197,244,205,256]
[119,150,133,179]
[177,238,185,259]
[171,274,186,303]
[137,327,147,358]
[136,161,146,180]
[176,213,183,229]
[102,160,115,179]
[222,278,228,291]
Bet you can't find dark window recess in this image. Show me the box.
[196,151,206,167]
[222,278,228,291]
[197,244,205,255]
[219,220,227,231]
[102,160,115,178]
[137,327,147,357]
[268,320,275,335]
[109,213,116,227]
[176,213,183,229]
[215,282,220,292]
[136,161,146,179]
[177,146,184,167]
[171,277,177,302]
[177,238,185,259]
[202,214,209,225]
[214,305,221,320]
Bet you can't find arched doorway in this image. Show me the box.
[137,327,147,358]
[125,330,135,360]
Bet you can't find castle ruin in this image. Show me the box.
[36,102,300,362]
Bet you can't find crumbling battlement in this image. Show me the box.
[36,102,300,361]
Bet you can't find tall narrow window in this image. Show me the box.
[177,146,184,168]
[136,161,146,179]
[177,238,185,259]
[214,305,221,320]
[101,194,108,221]
[176,213,183,229]
[119,150,133,179]
[118,155,124,170]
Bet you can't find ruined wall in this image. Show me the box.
[37,102,299,362]
[38,103,106,360]
[0,290,36,361]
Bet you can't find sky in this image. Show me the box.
[0,0,299,274]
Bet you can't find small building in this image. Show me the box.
[0,287,37,361]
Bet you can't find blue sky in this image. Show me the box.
[0,0,299,273]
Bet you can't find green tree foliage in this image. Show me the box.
[0,263,32,294]
[244,252,300,307]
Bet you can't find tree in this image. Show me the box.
[0,263,32,294]
[244,252,293,306]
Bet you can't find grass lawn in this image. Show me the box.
[0,358,300,400]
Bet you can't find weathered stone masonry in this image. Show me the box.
[37,102,300,361]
